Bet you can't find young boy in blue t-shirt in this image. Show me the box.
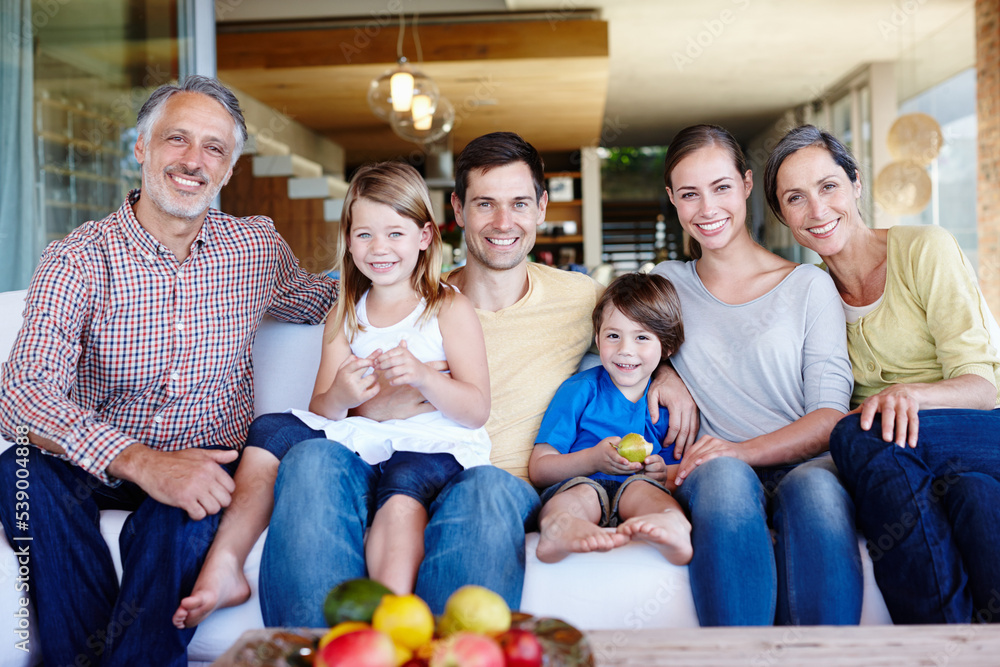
[528,272,692,565]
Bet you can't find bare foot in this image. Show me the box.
[535,512,630,563]
[172,551,251,629]
[617,510,693,566]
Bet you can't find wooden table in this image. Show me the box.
[213,624,1000,666]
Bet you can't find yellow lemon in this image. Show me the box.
[318,621,369,650]
[438,585,511,637]
[372,593,435,650]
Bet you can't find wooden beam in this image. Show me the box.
[217,19,608,70]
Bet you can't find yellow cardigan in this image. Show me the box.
[847,225,1000,407]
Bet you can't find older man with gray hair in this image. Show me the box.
[0,76,336,666]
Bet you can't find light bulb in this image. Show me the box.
[390,97,455,145]
[390,70,415,112]
[412,94,433,131]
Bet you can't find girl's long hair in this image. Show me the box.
[329,161,446,342]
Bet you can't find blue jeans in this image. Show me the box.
[830,409,1000,623]
[248,412,462,511]
[376,450,463,509]
[673,455,862,626]
[0,445,234,667]
[259,436,541,622]
[245,411,325,460]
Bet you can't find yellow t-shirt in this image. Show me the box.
[848,225,1000,407]
[448,263,599,481]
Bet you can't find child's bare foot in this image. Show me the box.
[172,551,251,629]
[536,512,630,563]
[617,510,693,566]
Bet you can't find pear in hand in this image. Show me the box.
[616,433,653,463]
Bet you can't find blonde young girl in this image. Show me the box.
[173,162,490,627]
[291,161,491,594]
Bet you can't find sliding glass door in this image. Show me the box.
[1,0,209,291]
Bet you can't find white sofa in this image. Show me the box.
[0,288,891,666]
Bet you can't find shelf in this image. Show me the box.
[44,200,113,211]
[38,97,124,126]
[42,165,121,185]
[38,131,125,156]
[534,234,583,246]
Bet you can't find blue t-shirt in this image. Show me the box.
[535,366,674,483]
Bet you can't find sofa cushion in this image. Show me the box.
[251,316,325,416]
[521,532,890,630]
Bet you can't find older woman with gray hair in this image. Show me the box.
[764,124,1000,624]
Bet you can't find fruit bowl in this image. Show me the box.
[509,612,595,666]
[221,613,594,667]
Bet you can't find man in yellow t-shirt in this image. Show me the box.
[262,132,691,621]
[445,134,598,481]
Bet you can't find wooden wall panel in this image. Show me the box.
[220,156,339,274]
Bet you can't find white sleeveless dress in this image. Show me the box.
[291,291,492,468]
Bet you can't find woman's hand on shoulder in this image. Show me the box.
[647,365,699,454]
[673,435,743,486]
[859,384,921,448]
[590,436,642,477]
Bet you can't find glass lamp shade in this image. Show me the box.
[367,59,440,121]
[887,113,943,166]
[390,96,455,144]
[874,160,932,216]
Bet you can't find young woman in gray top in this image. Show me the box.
[651,124,860,625]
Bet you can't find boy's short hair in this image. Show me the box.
[592,273,684,359]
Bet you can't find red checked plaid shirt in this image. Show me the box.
[0,191,337,484]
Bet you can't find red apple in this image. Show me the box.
[429,632,505,667]
[316,629,396,667]
[497,628,543,667]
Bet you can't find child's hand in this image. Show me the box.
[330,351,381,410]
[376,340,432,389]
[589,436,643,477]
[641,454,671,485]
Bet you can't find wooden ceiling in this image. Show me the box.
[217,17,610,164]
[217,0,976,159]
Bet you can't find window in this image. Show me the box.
[828,82,874,224]
[1,0,195,291]
[897,68,978,268]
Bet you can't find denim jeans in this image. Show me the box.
[0,445,234,667]
[244,410,325,460]
[375,450,463,510]
[673,455,862,626]
[830,409,1000,623]
[260,436,541,623]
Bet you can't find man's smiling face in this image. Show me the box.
[134,91,237,222]
[452,161,548,272]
